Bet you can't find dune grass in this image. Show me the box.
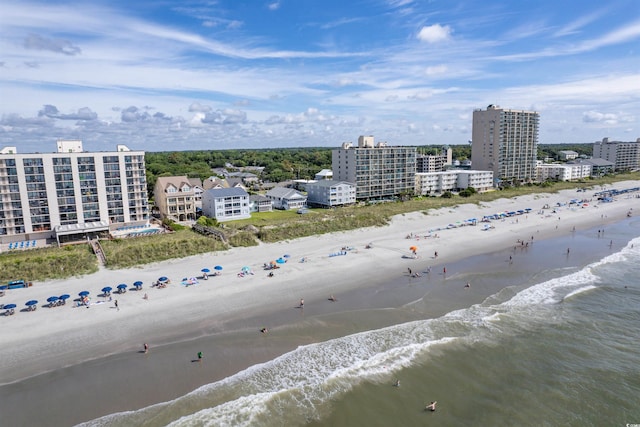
[0,245,98,283]
[100,230,227,269]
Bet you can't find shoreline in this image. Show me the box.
[0,182,639,424]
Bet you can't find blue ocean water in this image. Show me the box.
[82,233,640,427]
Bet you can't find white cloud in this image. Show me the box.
[268,1,281,11]
[417,24,452,44]
[425,64,447,76]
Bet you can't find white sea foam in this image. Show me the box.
[563,285,597,301]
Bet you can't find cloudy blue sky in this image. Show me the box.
[1,0,639,153]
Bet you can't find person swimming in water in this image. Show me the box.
[425,401,437,412]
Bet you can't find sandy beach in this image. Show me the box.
[1,182,639,425]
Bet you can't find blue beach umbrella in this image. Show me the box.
[3,303,16,310]
[117,284,127,290]
[102,286,112,294]
[58,294,70,301]
[158,276,169,283]
[47,296,59,303]
[201,268,210,273]
[133,281,143,287]
[276,258,285,264]
[214,266,223,271]
[25,300,38,307]
[79,291,90,297]
[283,254,290,258]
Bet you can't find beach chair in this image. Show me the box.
[19,241,24,248]
[32,240,36,247]
[25,241,30,248]
[8,243,13,250]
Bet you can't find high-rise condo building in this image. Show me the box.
[471,104,539,184]
[332,135,416,200]
[592,137,640,171]
[0,140,149,245]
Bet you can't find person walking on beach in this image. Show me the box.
[144,343,149,353]
[115,300,119,311]
[299,298,304,308]
[197,351,203,362]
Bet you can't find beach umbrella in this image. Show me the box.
[201,268,210,273]
[25,300,38,307]
[102,286,112,294]
[214,266,223,271]
[79,291,90,297]
[409,246,418,251]
[117,284,127,290]
[158,276,168,283]
[3,304,16,310]
[276,258,285,264]
[58,294,70,301]
[283,254,290,258]
[134,281,143,286]
[241,266,251,272]
[47,296,59,303]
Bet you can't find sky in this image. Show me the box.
[1,0,639,153]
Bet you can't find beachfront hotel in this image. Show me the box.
[332,135,417,200]
[0,140,149,246]
[592,137,640,172]
[471,105,539,185]
[415,170,494,196]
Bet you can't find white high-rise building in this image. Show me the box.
[332,136,416,200]
[471,105,539,184]
[0,141,149,244]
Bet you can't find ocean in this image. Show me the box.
[79,219,640,427]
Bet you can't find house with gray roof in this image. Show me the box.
[306,180,356,208]
[265,187,307,210]
[249,194,272,213]
[202,187,251,222]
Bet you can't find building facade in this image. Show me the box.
[249,194,272,213]
[201,187,251,222]
[471,105,539,184]
[265,187,307,210]
[416,146,452,173]
[0,141,148,244]
[415,170,493,195]
[536,163,592,182]
[568,158,614,177]
[592,137,640,171]
[153,176,196,222]
[306,180,356,208]
[332,135,417,200]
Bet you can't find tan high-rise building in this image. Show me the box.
[471,105,539,184]
[0,141,149,245]
[332,136,416,200]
